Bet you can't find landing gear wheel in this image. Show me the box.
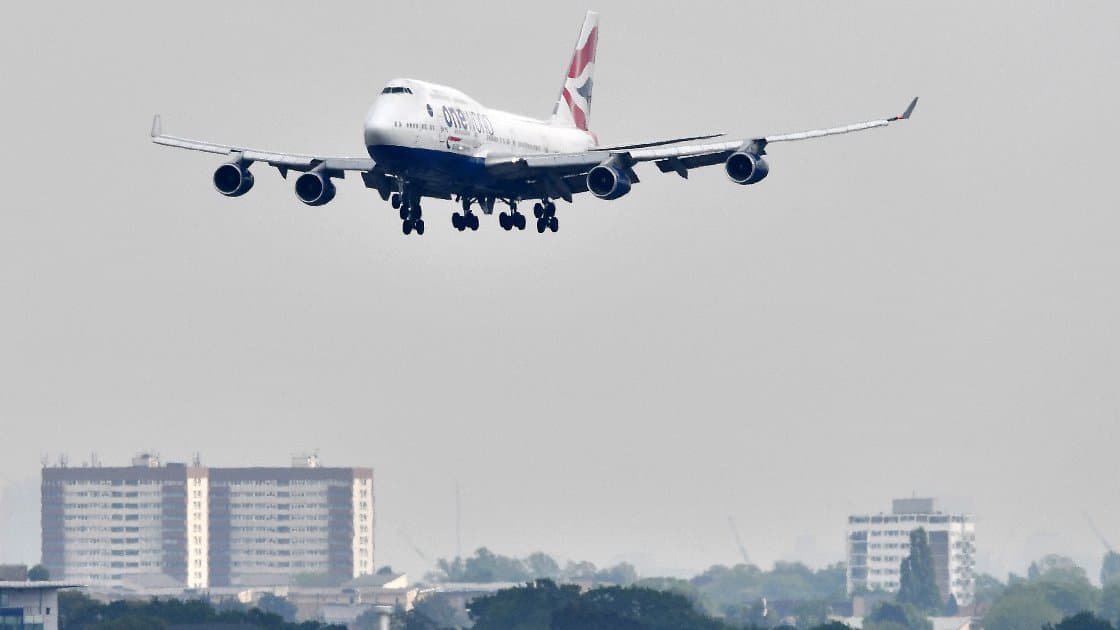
[536,217,547,233]
[399,207,409,221]
[469,213,480,231]
[415,219,425,235]
[499,212,512,231]
[533,203,543,219]
[402,221,413,235]
[391,194,401,210]
[549,216,559,232]
[452,213,463,231]
[544,201,556,217]
[514,212,526,230]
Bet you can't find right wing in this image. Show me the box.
[486,98,918,199]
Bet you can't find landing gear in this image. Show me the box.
[533,200,558,233]
[498,201,527,231]
[400,196,424,236]
[452,211,479,231]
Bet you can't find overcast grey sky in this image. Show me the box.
[2,1,1119,581]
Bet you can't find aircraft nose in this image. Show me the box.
[364,101,395,147]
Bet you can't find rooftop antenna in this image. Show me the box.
[728,516,751,565]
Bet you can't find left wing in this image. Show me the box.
[150,115,376,175]
[486,98,918,200]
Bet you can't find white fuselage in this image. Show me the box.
[363,79,595,185]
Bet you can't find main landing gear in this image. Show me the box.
[452,197,480,232]
[392,193,424,236]
[498,201,527,231]
[533,200,559,233]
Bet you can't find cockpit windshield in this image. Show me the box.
[380,86,413,95]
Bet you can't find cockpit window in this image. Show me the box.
[381,86,413,95]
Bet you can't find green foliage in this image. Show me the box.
[943,593,958,616]
[1101,583,1120,627]
[686,562,846,616]
[468,580,734,630]
[863,601,933,630]
[1103,552,1120,586]
[973,573,1007,606]
[28,564,50,581]
[1044,612,1116,630]
[984,583,1064,630]
[468,579,581,630]
[257,593,298,622]
[431,548,638,585]
[897,528,940,611]
[57,590,344,629]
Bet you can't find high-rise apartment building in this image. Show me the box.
[846,498,976,605]
[41,454,374,590]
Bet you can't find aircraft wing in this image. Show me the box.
[150,115,375,175]
[486,98,918,197]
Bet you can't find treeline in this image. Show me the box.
[428,547,846,624]
[447,580,1119,630]
[979,553,1120,630]
[57,590,344,630]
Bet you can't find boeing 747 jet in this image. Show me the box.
[152,11,917,236]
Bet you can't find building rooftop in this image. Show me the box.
[0,581,84,590]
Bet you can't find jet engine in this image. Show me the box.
[724,152,770,185]
[212,162,254,197]
[294,171,337,206]
[586,164,633,200]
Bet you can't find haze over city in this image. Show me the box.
[2,0,1119,594]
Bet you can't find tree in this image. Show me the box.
[1102,582,1120,628]
[257,593,298,622]
[1103,552,1120,586]
[1044,612,1116,630]
[897,528,940,611]
[973,573,1007,606]
[984,584,1063,630]
[553,585,732,630]
[468,579,581,630]
[28,564,50,581]
[525,552,561,579]
[944,594,959,616]
[863,601,933,630]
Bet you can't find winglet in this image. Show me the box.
[890,97,919,122]
[151,114,162,138]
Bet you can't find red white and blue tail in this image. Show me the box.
[550,11,599,131]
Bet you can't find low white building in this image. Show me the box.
[0,581,82,630]
[846,498,976,605]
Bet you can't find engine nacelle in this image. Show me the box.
[294,171,337,206]
[586,164,633,200]
[724,152,770,185]
[213,162,254,197]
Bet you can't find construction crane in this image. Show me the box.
[728,516,752,566]
[1085,512,1115,553]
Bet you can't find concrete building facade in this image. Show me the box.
[846,498,976,605]
[41,455,374,591]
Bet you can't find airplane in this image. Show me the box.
[151,11,917,236]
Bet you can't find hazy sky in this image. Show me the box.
[2,1,1119,582]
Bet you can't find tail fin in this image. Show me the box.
[550,11,599,131]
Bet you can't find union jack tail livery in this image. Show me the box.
[551,11,599,132]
